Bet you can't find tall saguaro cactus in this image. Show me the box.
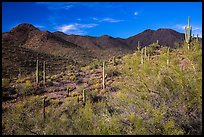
[83,89,86,102]
[137,41,140,51]
[43,61,46,85]
[167,47,170,66]
[196,34,199,42]
[43,97,46,122]
[18,68,21,79]
[36,59,39,84]
[112,56,116,66]
[102,61,105,90]
[141,48,144,64]
[144,46,147,59]
[185,16,192,50]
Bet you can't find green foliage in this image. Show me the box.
[2,78,10,89]
[2,40,202,135]
[66,65,74,72]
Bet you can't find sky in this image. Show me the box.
[2,2,202,38]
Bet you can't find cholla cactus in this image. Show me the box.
[185,16,192,50]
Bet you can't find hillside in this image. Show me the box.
[126,28,185,48]
[2,23,135,78]
[2,37,202,135]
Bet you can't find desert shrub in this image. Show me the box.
[2,78,10,89]
[89,59,101,69]
[69,75,76,81]
[106,67,121,78]
[66,65,74,72]
[20,80,34,95]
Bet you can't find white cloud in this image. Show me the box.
[92,17,98,21]
[92,17,124,23]
[134,12,139,16]
[171,24,202,38]
[36,2,74,10]
[56,23,98,35]
[34,25,45,29]
[174,24,186,30]
[102,18,123,23]
[57,24,77,32]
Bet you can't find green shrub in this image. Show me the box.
[2,78,10,89]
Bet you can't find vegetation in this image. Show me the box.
[2,40,202,135]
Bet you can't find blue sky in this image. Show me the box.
[2,2,202,38]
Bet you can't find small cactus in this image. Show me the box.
[36,59,39,84]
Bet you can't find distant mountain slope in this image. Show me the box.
[126,28,185,48]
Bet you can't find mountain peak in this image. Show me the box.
[10,23,39,33]
[100,35,113,39]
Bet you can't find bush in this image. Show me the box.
[2,78,10,89]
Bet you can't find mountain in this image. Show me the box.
[2,23,132,78]
[2,23,187,78]
[126,28,185,48]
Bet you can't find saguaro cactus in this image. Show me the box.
[112,56,116,66]
[83,89,86,102]
[43,97,46,121]
[18,68,21,79]
[102,61,105,90]
[196,34,199,42]
[43,61,46,85]
[167,47,170,66]
[185,16,192,50]
[36,59,39,84]
[147,53,150,61]
[144,46,147,59]
[137,41,141,51]
[141,48,144,64]
[67,86,70,97]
